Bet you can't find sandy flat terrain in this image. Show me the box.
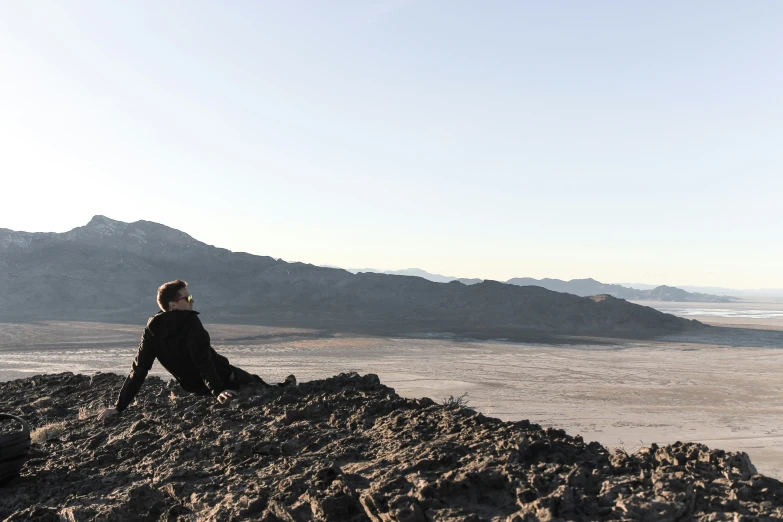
[634,299,783,330]
[1,317,783,479]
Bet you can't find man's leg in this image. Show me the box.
[228,366,267,387]
[279,374,297,387]
[229,366,297,388]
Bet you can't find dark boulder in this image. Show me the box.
[0,414,31,486]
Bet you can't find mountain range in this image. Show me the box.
[0,216,702,338]
[345,269,734,302]
[505,278,735,303]
[620,283,783,299]
[344,267,482,286]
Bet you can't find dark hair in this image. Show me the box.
[157,280,187,311]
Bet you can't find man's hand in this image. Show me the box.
[97,408,119,420]
[217,390,237,404]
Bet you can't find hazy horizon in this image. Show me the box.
[1,2,781,288]
[339,265,783,293]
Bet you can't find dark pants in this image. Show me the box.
[227,366,267,388]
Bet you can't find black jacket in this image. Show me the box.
[115,310,232,412]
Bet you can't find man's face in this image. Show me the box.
[169,287,195,311]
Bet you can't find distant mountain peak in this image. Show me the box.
[342,267,483,285]
[74,217,204,248]
[86,215,123,227]
[78,215,133,240]
[506,277,734,303]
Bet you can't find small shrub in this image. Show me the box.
[31,397,53,409]
[78,406,103,420]
[31,421,66,444]
[441,392,475,410]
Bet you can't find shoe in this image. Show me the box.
[278,375,297,387]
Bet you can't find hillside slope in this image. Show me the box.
[1,372,780,521]
[0,216,702,337]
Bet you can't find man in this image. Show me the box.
[97,280,294,420]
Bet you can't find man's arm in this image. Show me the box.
[186,316,228,397]
[114,326,157,413]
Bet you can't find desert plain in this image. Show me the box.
[1,299,783,479]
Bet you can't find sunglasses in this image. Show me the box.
[174,294,194,303]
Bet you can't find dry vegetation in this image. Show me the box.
[30,397,53,409]
[77,405,105,420]
[30,421,65,445]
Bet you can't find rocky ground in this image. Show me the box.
[1,372,782,521]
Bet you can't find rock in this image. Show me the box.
[1,371,783,520]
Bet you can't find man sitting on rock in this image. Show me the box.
[97,280,295,420]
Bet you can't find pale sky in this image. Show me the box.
[1,1,781,288]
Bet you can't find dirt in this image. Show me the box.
[1,372,782,521]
